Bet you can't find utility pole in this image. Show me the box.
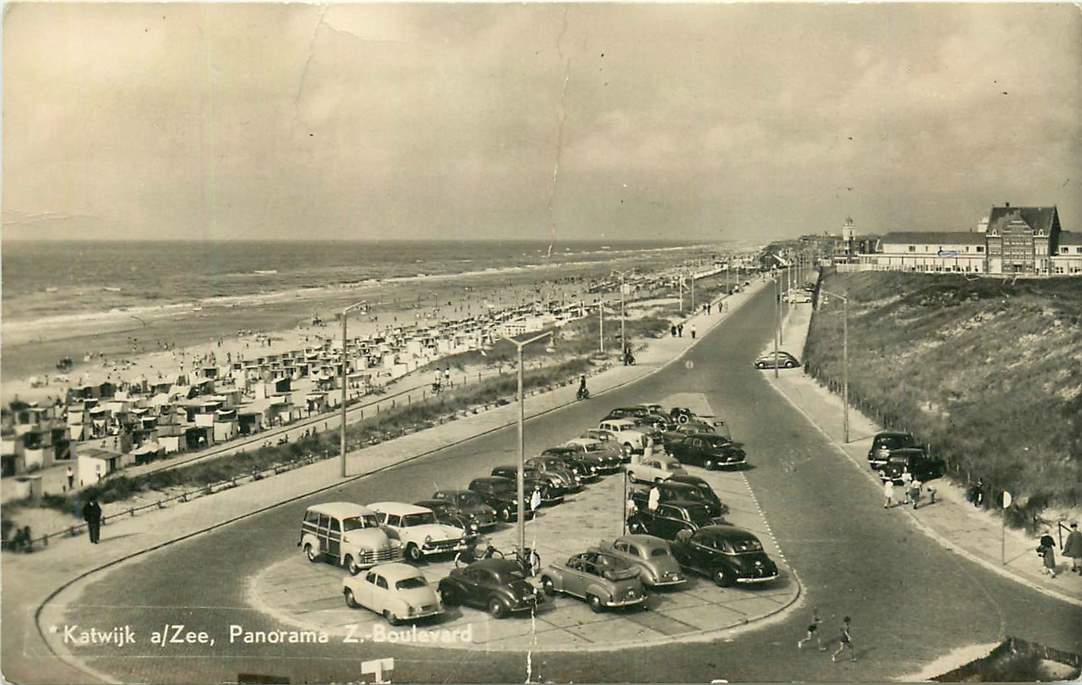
[819,288,850,443]
[340,300,368,478]
[599,300,604,353]
[773,276,780,379]
[690,268,695,312]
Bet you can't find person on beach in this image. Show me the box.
[1062,523,1082,575]
[909,478,922,510]
[798,608,824,650]
[883,479,895,508]
[66,466,74,490]
[433,369,442,393]
[82,497,102,544]
[1037,532,1057,578]
[443,367,451,389]
[900,469,913,504]
[831,617,855,662]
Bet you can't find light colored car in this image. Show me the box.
[597,535,686,588]
[597,418,650,457]
[342,562,443,625]
[626,454,687,484]
[369,502,468,563]
[540,550,646,612]
[299,502,403,575]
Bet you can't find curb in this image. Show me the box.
[34,284,769,681]
[761,343,1082,611]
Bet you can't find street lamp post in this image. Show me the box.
[340,300,368,478]
[773,276,780,379]
[500,331,554,556]
[689,268,695,312]
[598,299,604,354]
[819,288,850,443]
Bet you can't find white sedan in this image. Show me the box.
[343,562,444,625]
[626,455,686,484]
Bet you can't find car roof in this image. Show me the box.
[369,501,433,516]
[472,476,513,485]
[369,562,426,581]
[875,431,913,438]
[670,474,709,486]
[601,418,636,427]
[413,499,448,509]
[437,489,475,496]
[305,502,377,518]
[696,524,759,542]
[616,534,669,549]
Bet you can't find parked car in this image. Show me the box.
[413,499,483,536]
[368,502,469,563]
[630,481,725,518]
[668,474,729,517]
[540,550,646,612]
[429,490,499,530]
[597,535,686,588]
[342,562,443,625]
[626,454,687,484]
[877,449,946,483]
[299,502,403,575]
[868,431,925,470]
[562,437,623,473]
[627,500,722,540]
[467,477,541,520]
[754,351,800,369]
[540,446,601,483]
[524,456,583,493]
[602,406,654,422]
[667,409,732,439]
[437,558,544,618]
[597,418,650,457]
[669,525,779,587]
[489,466,566,505]
[666,432,747,469]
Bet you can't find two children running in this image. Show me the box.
[798,609,856,663]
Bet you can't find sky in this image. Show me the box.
[3,3,1080,243]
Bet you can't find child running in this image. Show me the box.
[797,608,824,651]
[831,616,856,662]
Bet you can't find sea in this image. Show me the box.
[1,240,706,322]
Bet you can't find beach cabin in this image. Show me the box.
[78,447,129,485]
[237,409,263,436]
[303,392,328,415]
[213,408,238,443]
[132,442,163,465]
[254,377,292,400]
[1,435,25,477]
[157,422,184,454]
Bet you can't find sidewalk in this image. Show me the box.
[764,302,1082,608]
[3,280,769,685]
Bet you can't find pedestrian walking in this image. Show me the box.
[1063,522,1082,575]
[443,367,451,389]
[909,478,922,510]
[690,324,696,339]
[883,479,895,508]
[82,497,103,544]
[670,325,677,337]
[831,617,856,662]
[66,466,75,490]
[797,608,824,650]
[1038,532,1058,578]
[677,323,684,337]
[900,470,913,504]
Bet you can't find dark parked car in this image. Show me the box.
[670,525,779,587]
[467,478,538,522]
[627,500,723,540]
[540,447,601,483]
[413,499,484,536]
[525,455,583,492]
[603,406,654,422]
[630,481,725,518]
[429,490,499,530]
[868,431,925,469]
[666,432,747,469]
[562,439,623,473]
[753,351,800,369]
[668,474,729,517]
[490,466,566,505]
[877,449,945,483]
[437,558,543,618]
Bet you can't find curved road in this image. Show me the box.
[57,286,1081,684]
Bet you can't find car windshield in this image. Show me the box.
[342,515,380,531]
[496,568,528,582]
[650,547,671,557]
[704,436,729,447]
[729,538,763,553]
[401,512,437,526]
[680,488,705,501]
[489,480,514,494]
[457,492,483,506]
[876,435,914,449]
[395,577,427,590]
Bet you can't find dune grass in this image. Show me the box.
[804,271,1082,519]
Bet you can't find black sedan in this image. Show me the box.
[753,351,800,369]
[670,525,779,587]
[627,500,720,540]
[413,499,484,537]
[437,559,543,618]
[490,466,566,505]
[467,477,539,522]
[539,447,601,483]
[666,432,747,469]
[429,489,500,530]
[668,474,729,517]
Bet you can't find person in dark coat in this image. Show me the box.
[1063,522,1082,575]
[83,498,103,544]
[1037,532,1057,578]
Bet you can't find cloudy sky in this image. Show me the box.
[3,3,1080,243]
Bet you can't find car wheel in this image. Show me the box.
[498,507,511,522]
[628,520,646,534]
[704,459,715,470]
[405,543,423,563]
[785,361,796,368]
[623,443,634,457]
[384,610,401,627]
[344,588,359,609]
[541,576,556,596]
[304,543,319,563]
[487,597,508,618]
[587,594,604,613]
[713,568,735,588]
[677,414,689,424]
[344,555,362,576]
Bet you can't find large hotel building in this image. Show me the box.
[861,204,1082,277]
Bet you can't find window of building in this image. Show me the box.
[976,246,984,253]
[1077,247,1082,254]
[1055,266,1065,274]
[908,245,915,252]
[1062,247,1070,254]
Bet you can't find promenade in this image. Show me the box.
[765,301,1082,608]
[4,278,768,684]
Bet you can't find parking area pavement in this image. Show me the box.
[249,393,800,652]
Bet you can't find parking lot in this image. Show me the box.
[249,394,800,651]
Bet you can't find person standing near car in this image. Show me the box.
[900,469,913,504]
[883,479,895,509]
[909,477,922,510]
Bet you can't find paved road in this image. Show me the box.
[56,286,1081,684]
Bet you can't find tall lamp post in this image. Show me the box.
[500,331,554,556]
[819,288,850,443]
[773,275,781,379]
[340,300,368,478]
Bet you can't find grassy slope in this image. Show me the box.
[804,272,1082,515]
